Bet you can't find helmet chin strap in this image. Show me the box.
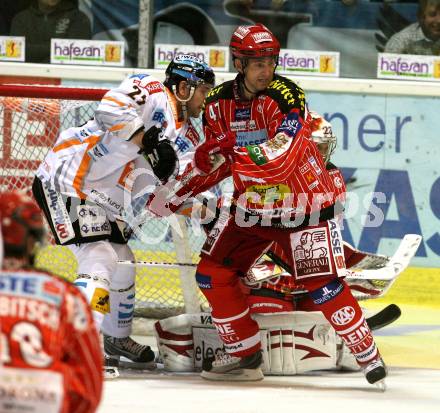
[242,76,258,97]
[172,84,196,120]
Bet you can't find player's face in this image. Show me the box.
[241,57,276,93]
[316,142,330,162]
[187,83,212,118]
[422,4,440,40]
[39,0,62,7]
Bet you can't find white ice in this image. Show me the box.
[97,333,440,413]
[98,368,440,413]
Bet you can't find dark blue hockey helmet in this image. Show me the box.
[164,55,215,89]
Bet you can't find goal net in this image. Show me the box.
[0,83,208,318]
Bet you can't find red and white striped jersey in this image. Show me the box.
[262,163,347,293]
[168,75,340,224]
[0,270,103,413]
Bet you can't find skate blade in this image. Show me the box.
[374,379,387,392]
[119,357,156,371]
[104,367,120,379]
[201,368,264,382]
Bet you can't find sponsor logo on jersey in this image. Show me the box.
[91,288,110,314]
[215,321,240,345]
[268,79,298,106]
[310,279,344,305]
[118,300,134,326]
[308,156,322,175]
[145,81,163,94]
[185,124,200,146]
[42,182,75,243]
[175,135,192,154]
[207,84,223,98]
[152,110,166,123]
[88,142,109,160]
[236,173,267,184]
[278,111,302,138]
[195,273,212,289]
[0,296,60,329]
[247,144,268,165]
[341,320,372,347]
[264,133,290,160]
[331,306,356,326]
[334,176,343,188]
[90,189,124,213]
[329,220,345,270]
[235,108,251,120]
[236,130,267,147]
[77,204,111,238]
[230,119,257,131]
[299,163,309,174]
[292,228,331,278]
[245,183,291,205]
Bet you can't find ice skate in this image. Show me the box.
[103,354,120,379]
[104,335,156,370]
[201,350,264,381]
[363,357,387,391]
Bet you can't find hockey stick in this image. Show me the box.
[345,234,422,299]
[245,234,422,300]
[365,304,401,331]
[117,235,421,300]
[117,260,196,268]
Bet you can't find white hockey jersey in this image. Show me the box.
[36,74,179,220]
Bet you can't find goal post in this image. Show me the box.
[0,83,207,318]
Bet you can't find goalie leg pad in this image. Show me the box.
[155,312,339,375]
[196,257,261,357]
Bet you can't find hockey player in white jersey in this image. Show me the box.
[32,55,215,372]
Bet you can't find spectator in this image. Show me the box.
[10,0,91,63]
[385,0,440,55]
[0,1,32,35]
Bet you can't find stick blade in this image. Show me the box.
[366,303,401,331]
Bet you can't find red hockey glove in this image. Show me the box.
[194,132,235,174]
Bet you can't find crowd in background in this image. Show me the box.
[0,1,439,75]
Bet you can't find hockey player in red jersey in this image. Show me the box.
[0,190,103,412]
[182,24,387,386]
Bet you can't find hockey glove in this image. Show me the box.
[194,132,235,174]
[139,126,178,182]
